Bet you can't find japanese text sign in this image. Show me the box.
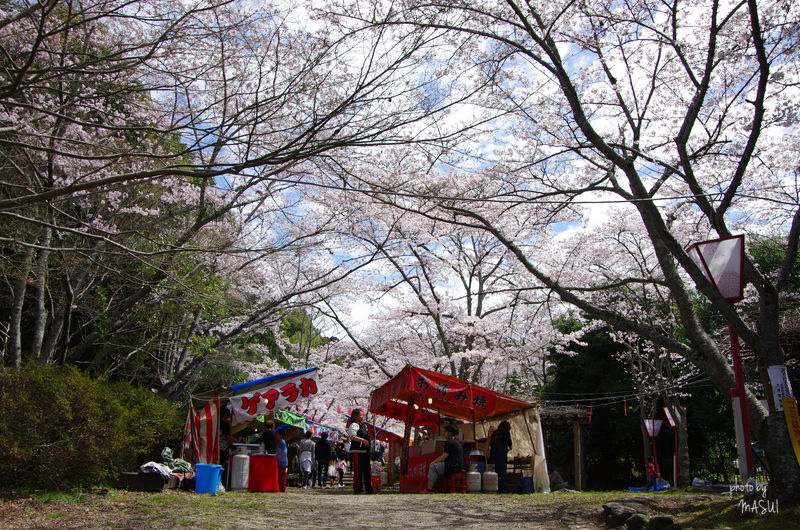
[230,372,319,425]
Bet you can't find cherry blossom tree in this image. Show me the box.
[0,0,475,389]
[324,0,800,498]
[288,187,582,428]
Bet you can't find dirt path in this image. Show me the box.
[0,488,746,529]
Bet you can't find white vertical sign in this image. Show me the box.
[768,365,794,412]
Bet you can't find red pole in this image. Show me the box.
[729,324,755,477]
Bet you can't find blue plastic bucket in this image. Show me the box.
[517,476,534,494]
[195,463,223,494]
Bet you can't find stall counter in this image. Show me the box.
[400,444,473,492]
[400,453,439,493]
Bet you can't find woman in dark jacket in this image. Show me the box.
[489,420,512,493]
[346,409,374,494]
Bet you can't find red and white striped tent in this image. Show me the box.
[181,367,319,464]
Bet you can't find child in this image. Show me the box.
[335,442,348,488]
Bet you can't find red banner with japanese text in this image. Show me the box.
[373,400,439,429]
[408,366,498,417]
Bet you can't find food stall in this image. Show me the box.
[369,365,550,493]
[181,367,320,492]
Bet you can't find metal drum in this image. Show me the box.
[230,453,250,491]
[466,470,482,493]
[482,468,498,493]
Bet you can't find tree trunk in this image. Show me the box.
[763,413,800,501]
[677,411,690,487]
[59,271,75,365]
[31,227,52,360]
[8,244,35,368]
[174,308,201,375]
[39,304,64,364]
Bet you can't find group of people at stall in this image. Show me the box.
[296,431,350,488]
[218,398,515,495]
[416,419,513,494]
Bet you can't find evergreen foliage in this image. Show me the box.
[0,364,183,490]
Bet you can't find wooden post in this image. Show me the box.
[572,420,583,491]
[471,410,477,441]
[401,397,414,476]
[388,443,395,484]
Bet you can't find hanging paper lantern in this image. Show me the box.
[624,400,628,417]
[361,407,366,415]
[337,405,341,414]
[348,406,353,415]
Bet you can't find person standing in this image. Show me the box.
[420,425,464,493]
[346,409,374,494]
[315,431,332,488]
[343,439,352,468]
[297,431,315,489]
[371,439,385,465]
[335,442,348,488]
[489,420,512,493]
[647,457,658,491]
[219,407,239,488]
[275,429,288,492]
[258,420,277,454]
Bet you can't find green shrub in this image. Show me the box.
[0,364,184,490]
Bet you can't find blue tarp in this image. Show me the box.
[229,367,317,393]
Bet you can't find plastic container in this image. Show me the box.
[517,476,534,494]
[371,475,382,492]
[380,470,388,486]
[230,454,250,491]
[482,469,498,493]
[195,463,223,494]
[466,470,482,492]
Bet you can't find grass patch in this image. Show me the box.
[675,496,800,529]
[30,491,85,503]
